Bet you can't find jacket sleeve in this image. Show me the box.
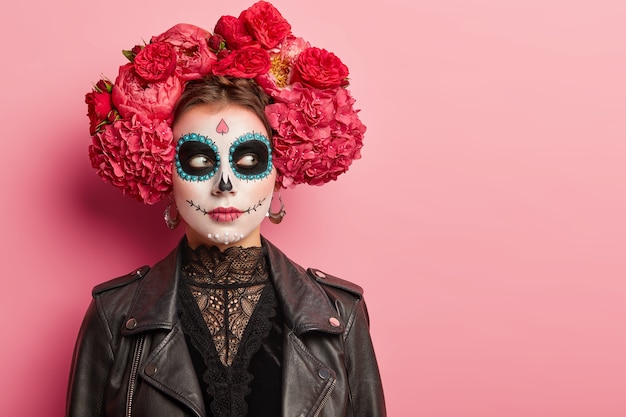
[66,298,115,417]
[344,297,387,417]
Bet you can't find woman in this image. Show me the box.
[68,2,385,416]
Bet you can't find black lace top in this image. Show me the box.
[178,242,283,417]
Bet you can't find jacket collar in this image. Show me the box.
[262,237,344,335]
[123,237,344,336]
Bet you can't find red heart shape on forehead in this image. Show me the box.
[216,118,229,135]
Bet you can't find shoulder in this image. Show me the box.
[263,236,363,298]
[306,267,363,298]
[92,265,151,297]
[306,267,371,328]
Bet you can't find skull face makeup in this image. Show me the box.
[172,104,276,250]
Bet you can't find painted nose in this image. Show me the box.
[218,175,233,192]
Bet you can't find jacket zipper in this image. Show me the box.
[312,379,336,417]
[127,334,145,417]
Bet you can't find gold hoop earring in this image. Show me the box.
[267,193,286,224]
[164,198,180,230]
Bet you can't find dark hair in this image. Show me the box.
[173,75,273,139]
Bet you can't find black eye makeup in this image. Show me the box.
[229,132,273,180]
[176,132,272,183]
[175,134,220,181]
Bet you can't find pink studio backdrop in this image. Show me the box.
[0,0,625,416]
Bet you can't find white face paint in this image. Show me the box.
[172,104,276,250]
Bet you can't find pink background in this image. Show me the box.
[1,0,625,415]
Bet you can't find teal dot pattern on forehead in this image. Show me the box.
[229,132,273,181]
[175,133,220,182]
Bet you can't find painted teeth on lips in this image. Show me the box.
[208,207,243,222]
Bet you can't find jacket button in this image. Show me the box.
[125,318,137,330]
[329,317,340,327]
[314,270,326,279]
[318,368,331,380]
[145,364,157,376]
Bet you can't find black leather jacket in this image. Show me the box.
[66,238,386,417]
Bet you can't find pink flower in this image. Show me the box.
[152,23,216,81]
[133,41,177,82]
[112,63,183,124]
[291,47,349,89]
[239,1,291,49]
[89,116,175,204]
[255,36,310,91]
[278,36,310,63]
[212,45,271,78]
[266,83,365,187]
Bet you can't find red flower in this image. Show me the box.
[291,47,349,89]
[214,15,256,49]
[240,1,291,49]
[213,45,271,78]
[266,83,365,187]
[152,23,216,81]
[89,116,175,204]
[133,41,177,82]
[131,45,143,56]
[208,34,225,52]
[85,78,117,135]
[112,63,183,124]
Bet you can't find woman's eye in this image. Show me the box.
[236,154,259,169]
[189,154,215,169]
[176,137,219,180]
[229,138,270,178]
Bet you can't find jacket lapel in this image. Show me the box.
[263,238,346,416]
[281,331,337,417]
[122,244,206,417]
[122,247,180,336]
[140,322,207,417]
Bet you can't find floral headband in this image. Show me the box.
[85,0,365,205]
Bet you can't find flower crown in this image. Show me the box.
[85,0,365,205]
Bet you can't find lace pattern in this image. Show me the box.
[178,243,278,417]
[181,244,269,366]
